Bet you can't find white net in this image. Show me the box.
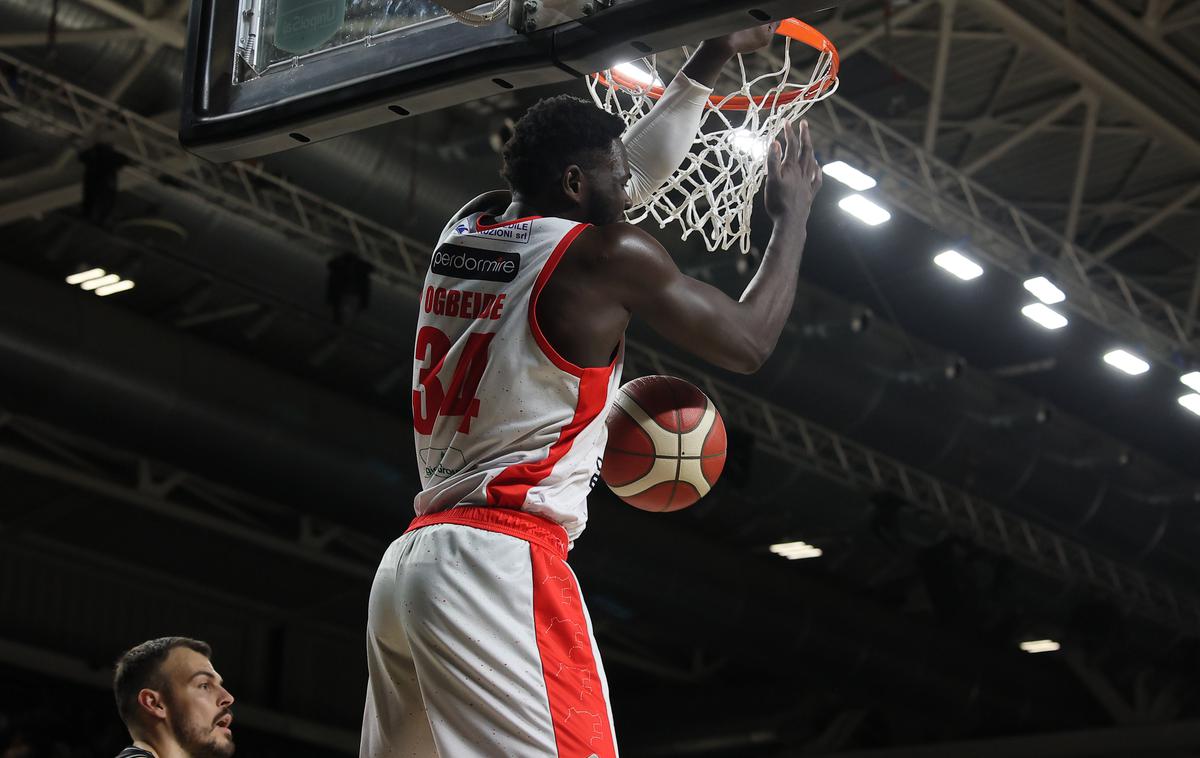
[588,31,838,255]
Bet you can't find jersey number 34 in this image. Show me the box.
[412,326,494,435]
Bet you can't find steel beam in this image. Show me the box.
[833,0,937,60]
[1092,0,1200,86]
[72,0,186,49]
[968,0,1200,165]
[0,413,378,579]
[923,0,956,154]
[0,28,144,47]
[1089,184,1200,267]
[960,91,1086,177]
[1188,264,1200,339]
[1062,95,1099,257]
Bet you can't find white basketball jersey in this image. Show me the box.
[411,212,624,544]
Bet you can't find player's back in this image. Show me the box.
[411,212,623,543]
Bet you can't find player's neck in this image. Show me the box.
[496,194,587,224]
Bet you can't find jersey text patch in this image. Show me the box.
[432,243,521,283]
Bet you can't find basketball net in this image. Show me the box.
[588,20,839,255]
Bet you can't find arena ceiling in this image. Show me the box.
[1,0,1199,755]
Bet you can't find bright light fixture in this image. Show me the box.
[729,128,768,161]
[837,194,891,226]
[1181,372,1200,393]
[822,160,877,191]
[933,249,983,280]
[1019,639,1061,654]
[1021,303,1068,330]
[1103,349,1150,376]
[612,61,663,89]
[1179,394,1200,417]
[96,280,136,297]
[769,541,823,560]
[66,268,107,285]
[1023,276,1066,304]
[80,273,121,291]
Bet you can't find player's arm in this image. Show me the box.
[599,121,822,374]
[623,26,776,206]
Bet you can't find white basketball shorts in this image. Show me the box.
[360,506,618,758]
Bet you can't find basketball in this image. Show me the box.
[601,375,727,512]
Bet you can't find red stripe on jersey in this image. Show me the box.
[529,222,591,378]
[486,363,613,508]
[530,545,617,758]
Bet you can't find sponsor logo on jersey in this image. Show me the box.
[432,243,520,283]
[419,446,465,480]
[455,219,534,244]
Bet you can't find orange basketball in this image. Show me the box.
[601,375,727,512]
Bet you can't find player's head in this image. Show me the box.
[113,637,236,757]
[501,95,631,224]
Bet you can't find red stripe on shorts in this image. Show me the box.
[530,545,617,758]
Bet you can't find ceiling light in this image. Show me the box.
[1180,394,1200,417]
[838,194,890,226]
[729,128,768,161]
[1023,276,1065,304]
[1103,349,1150,376]
[1021,303,1068,330]
[80,273,121,291]
[612,61,663,89]
[1181,372,1200,393]
[769,541,823,560]
[822,160,876,191]
[66,268,107,285]
[96,280,136,297]
[933,249,983,281]
[1019,639,1060,654]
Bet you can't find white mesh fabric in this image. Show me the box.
[588,39,838,255]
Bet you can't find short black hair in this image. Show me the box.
[501,95,626,197]
[113,637,212,728]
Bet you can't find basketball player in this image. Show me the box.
[362,26,823,758]
[112,637,235,758]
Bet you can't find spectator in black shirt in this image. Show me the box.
[112,638,235,758]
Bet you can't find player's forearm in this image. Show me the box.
[623,72,713,206]
[734,218,809,369]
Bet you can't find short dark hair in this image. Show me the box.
[113,637,212,727]
[501,95,626,197]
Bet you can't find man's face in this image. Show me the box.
[160,648,236,758]
[581,139,633,226]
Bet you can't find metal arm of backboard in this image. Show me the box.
[179,0,835,162]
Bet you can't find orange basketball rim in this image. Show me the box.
[594,19,840,111]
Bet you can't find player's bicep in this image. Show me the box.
[606,229,763,374]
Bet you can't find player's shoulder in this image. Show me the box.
[574,221,668,263]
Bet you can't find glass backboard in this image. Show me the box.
[181,0,835,162]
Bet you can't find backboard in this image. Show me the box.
[180,0,836,162]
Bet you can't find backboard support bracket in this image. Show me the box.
[512,0,615,34]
